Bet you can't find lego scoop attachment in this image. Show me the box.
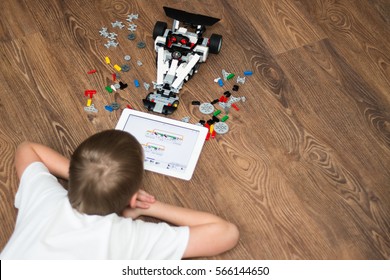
[163,6,220,27]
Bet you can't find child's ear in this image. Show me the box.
[129,193,138,208]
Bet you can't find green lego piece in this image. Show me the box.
[213,109,221,116]
[105,85,113,93]
[226,73,235,80]
[221,115,229,122]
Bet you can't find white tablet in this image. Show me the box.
[115,108,208,180]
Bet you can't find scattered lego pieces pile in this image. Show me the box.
[101,55,151,112]
[98,13,140,49]
[83,71,99,113]
[83,11,152,113]
[190,69,252,140]
[214,69,253,87]
[82,55,147,114]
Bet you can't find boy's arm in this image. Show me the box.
[15,141,70,180]
[124,200,239,258]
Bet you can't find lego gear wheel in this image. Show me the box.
[199,103,215,114]
[214,122,229,134]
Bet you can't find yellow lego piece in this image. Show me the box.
[105,56,111,64]
[113,64,122,72]
[87,98,92,107]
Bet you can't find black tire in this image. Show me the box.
[209,34,222,54]
[145,92,153,100]
[153,21,167,39]
[172,100,179,108]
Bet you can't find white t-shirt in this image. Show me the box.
[0,162,189,259]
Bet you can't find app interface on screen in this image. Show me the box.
[124,115,200,173]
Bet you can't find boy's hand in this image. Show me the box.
[134,189,156,209]
[122,189,155,219]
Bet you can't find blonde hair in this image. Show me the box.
[68,130,144,215]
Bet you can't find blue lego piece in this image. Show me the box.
[104,105,114,112]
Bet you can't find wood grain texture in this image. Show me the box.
[0,0,389,259]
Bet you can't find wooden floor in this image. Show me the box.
[0,0,389,260]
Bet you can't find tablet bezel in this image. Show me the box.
[115,108,208,180]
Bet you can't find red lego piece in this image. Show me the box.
[219,95,228,103]
[232,103,240,111]
[84,90,97,98]
[87,69,97,74]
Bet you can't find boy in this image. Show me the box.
[0,130,239,259]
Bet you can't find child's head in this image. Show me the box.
[68,130,144,216]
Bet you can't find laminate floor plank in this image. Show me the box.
[295,0,390,104]
[274,39,390,259]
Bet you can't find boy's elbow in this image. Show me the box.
[184,220,240,258]
[225,222,240,249]
[17,141,32,150]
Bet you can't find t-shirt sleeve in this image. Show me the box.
[15,162,67,225]
[109,218,190,260]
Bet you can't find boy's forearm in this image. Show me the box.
[31,143,70,179]
[140,200,226,227]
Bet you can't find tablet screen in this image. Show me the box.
[116,109,208,180]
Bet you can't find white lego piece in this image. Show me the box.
[177,27,188,34]
[168,59,179,76]
[193,45,208,62]
[143,82,150,90]
[156,47,165,85]
[171,54,200,89]
[222,69,230,80]
[154,102,165,113]
[236,76,246,84]
[104,40,119,48]
[218,102,230,114]
[164,59,179,84]
[154,36,166,52]
[104,40,117,48]
[172,19,180,31]
[84,104,98,113]
[128,23,137,32]
[108,32,118,40]
[181,116,190,123]
[176,63,186,75]
[99,27,109,37]
[228,96,245,105]
[127,13,139,22]
[111,21,125,29]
